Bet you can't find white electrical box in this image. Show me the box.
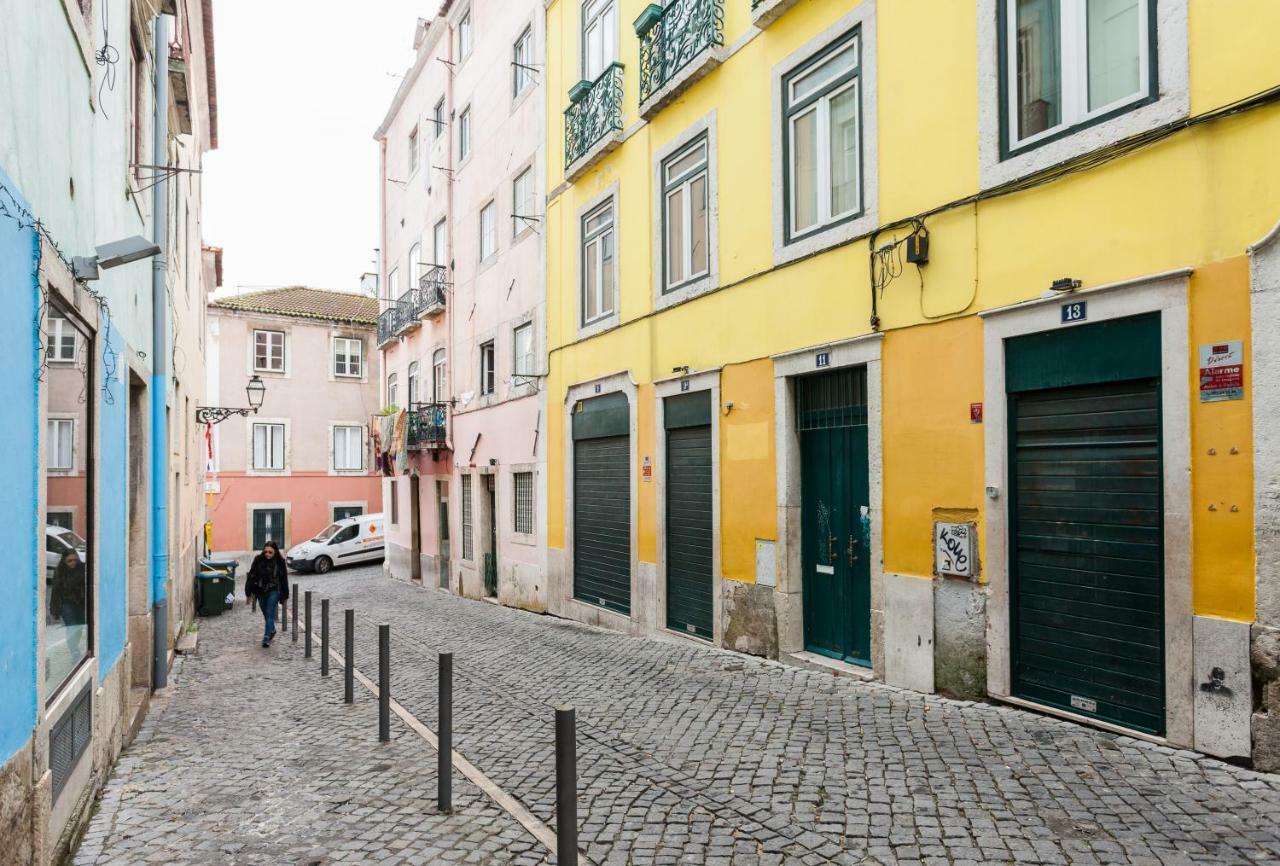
[934,522,975,579]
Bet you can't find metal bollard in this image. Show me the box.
[344,609,354,704]
[304,591,313,659]
[320,599,330,677]
[438,653,453,813]
[292,591,298,643]
[378,624,390,743]
[555,706,578,866]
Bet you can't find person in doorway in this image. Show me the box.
[50,549,87,657]
[245,541,290,647]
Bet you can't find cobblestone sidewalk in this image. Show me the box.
[73,597,552,866]
[296,566,1280,866]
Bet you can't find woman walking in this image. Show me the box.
[245,541,290,647]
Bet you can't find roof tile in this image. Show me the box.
[211,287,378,325]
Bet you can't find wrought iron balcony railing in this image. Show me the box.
[564,62,625,171]
[377,308,396,346]
[417,265,448,316]
[637,0,723,106]
[394,288,423,335]
[407,401,450,452]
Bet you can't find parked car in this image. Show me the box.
[46,525,87,579]
[286,513,385,574]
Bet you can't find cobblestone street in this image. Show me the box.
[77,565,1280,865]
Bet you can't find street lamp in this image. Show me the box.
[196,375,267,425]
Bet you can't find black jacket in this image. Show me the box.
[245,553,290,601]
[51,561,88,624]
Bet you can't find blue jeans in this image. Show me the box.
[260,591,280,641]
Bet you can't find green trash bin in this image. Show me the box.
[197,571,236,617]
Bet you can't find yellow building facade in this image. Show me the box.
[542,0,1280,766]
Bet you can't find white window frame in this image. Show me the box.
[408,361,421,406]
[388,268,400,300]
[479,200,497,262]
[433,98,446,140]
[251,422,286,472]
[513,168,536,238]
[459,106,472,161]
[333,336,363,378]
[409,243,422,287]
[662,136,711,293]
[581,0,617,82]
[387,372,399,409]
[581,197,616,329]
[1003,0,1153,154]
[408,124,420,174]
[479,341,496,396]
[512,322,534,377]
[512,469,535,537]
[253,329,286,373]
[433,218,448,267]
[513,26,534,97]
[784,34,861,243]
[47,316,78,363]
[333,425,365,473]
[433,349,447,403]
[47,418,75,471]
[458,8,474,58]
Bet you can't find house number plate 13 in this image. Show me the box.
[1061,300,1087,323]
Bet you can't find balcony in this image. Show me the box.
[636,0,724,119]
[417,265,448,319]
[407,402,450,453]
[750,0,801,29]
[564,62,625,182]
[394,288,422,336]
[377,308,396,346]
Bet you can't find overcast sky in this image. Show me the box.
[203,0,429,297]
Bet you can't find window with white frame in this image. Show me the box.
[479,341,495,396]
[513,471,534,534]
[662,136,710,292]
[388,268,400,300]
[252,423,286,471]
[582,0,616,81]
[46,316,77,362]
[409,243,422,286]
[334,337,363,378]
[387,372,399,408]
[459,9,473,58]
[513,26,534,97]
[433,98,446,140]
[513,322,534,377]
[253,329,286,372]
[333,425,364,472]
[513,168,535,237]
[408,125,420,174]
[461,474,473,559]
[48,419,74,470]
[433,349,447,402]
[581,200,616,326]
[480,201,497,261]
[784,29,861,244]
[434,218,448,266]
[459,106,472,160]
[408,361,421,406]
[1005,0,1152,151]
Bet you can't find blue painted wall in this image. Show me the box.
[97,321,128,683]
[0,170,39,763]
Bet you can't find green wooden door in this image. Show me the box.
[798,368,871,666]
[573,393,632,614]
[665,392,713,640]
[1007,313,1165,735]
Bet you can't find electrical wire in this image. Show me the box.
[95,0,121,119]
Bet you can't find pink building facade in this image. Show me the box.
[375,2,547,608]
[205,288,383,558]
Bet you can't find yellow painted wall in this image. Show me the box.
[719,360,777,584]
[1189,258,1255,620]
[881,318,986,579]
[543,0,1280,623]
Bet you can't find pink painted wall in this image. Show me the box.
[205,300,382,555]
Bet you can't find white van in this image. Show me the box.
[286,513,385,574]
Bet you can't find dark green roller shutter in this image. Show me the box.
[1007,314,1164,735]
[665,392,712,640]
[573,393,631,614]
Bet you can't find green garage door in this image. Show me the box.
[665,392,713,640]
[1007,313,1165,735]
[573,393,631,615]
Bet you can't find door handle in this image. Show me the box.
[848,534,859,567]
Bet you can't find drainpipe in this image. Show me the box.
[151,15,171,690]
